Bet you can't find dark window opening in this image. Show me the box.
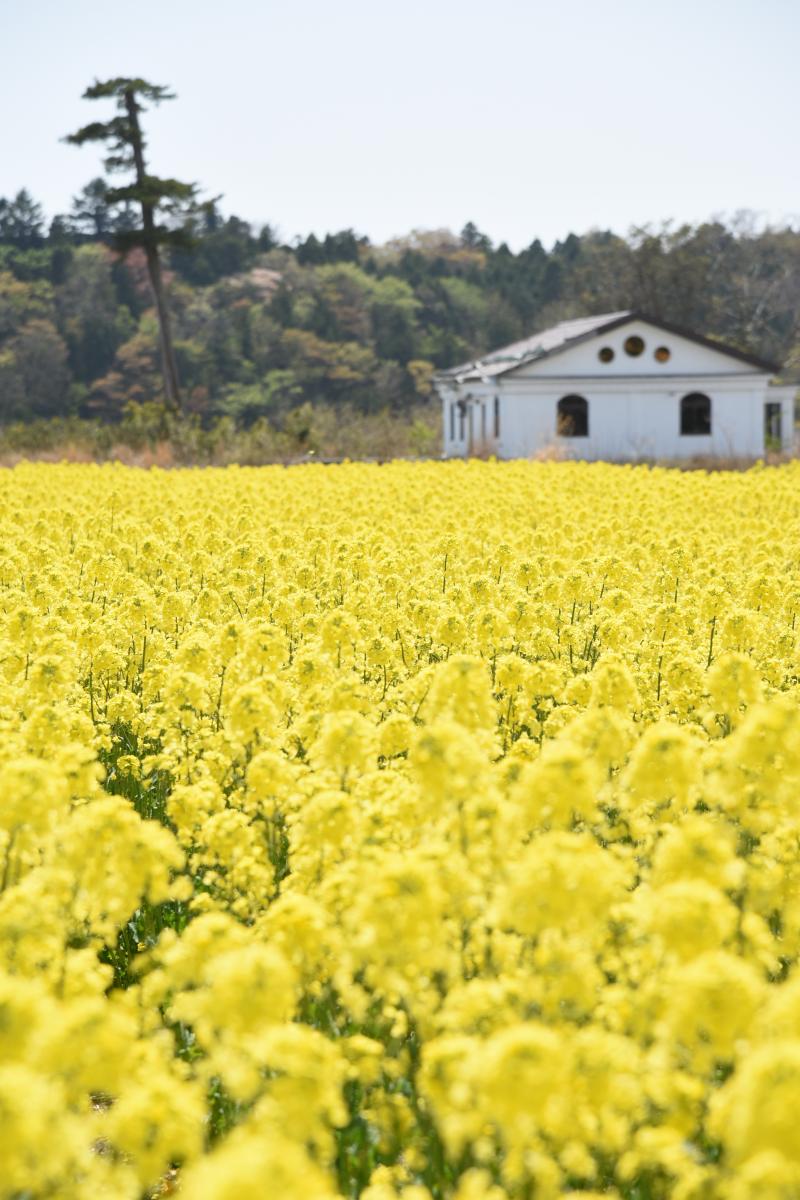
[557,394,589,438]
[654,345,671,363]
[624,335,645,357]
[598,346,614,363]
[449,402,455,441]
[494,395,500,437]
[765,401,782,448]
[680,392,712,435]
[458,400,466,441]
[480,403,486,442]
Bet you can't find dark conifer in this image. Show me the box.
[65,78,196,413]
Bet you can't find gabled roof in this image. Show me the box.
[435,310,778,383]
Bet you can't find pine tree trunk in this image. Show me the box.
[144,243,182,413]
[124,90,181,415]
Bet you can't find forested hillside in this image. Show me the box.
[1,185,799,432]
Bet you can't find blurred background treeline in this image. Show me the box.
[1,184,799,463]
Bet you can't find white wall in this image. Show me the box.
[493,392,551,458]
[441,392,500,456]
[493,387,767,460]
[440,381,783,461]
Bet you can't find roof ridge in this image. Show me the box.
[435,310,777,381]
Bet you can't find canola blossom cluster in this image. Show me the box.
[4,459,800,1200]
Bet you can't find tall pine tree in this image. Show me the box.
[65,78,196,413]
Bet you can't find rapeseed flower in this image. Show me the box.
[1,458,800,1196]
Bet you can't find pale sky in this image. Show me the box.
[3,0,799,250]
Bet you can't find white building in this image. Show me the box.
[434,311,795,461]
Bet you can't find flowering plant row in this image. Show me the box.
[2,459,800,1199]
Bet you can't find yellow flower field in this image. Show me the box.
[3,458,800,1199]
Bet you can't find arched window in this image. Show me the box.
[557,394,589,437]
[680,392,711,435]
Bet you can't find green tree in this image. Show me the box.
[172,201,256,285]
[315,263,374,341]
[64,78,197,412]
[369,276,420,361]
[55,245,134,381]
[88,326,162,417]
[1,319,71,419]
[460,221,492,252]
[68,178,116,240]
[0,190,46,249]
[0,271,54,339]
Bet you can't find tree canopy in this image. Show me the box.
[1,197,798,428]
[64,78,198,412]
